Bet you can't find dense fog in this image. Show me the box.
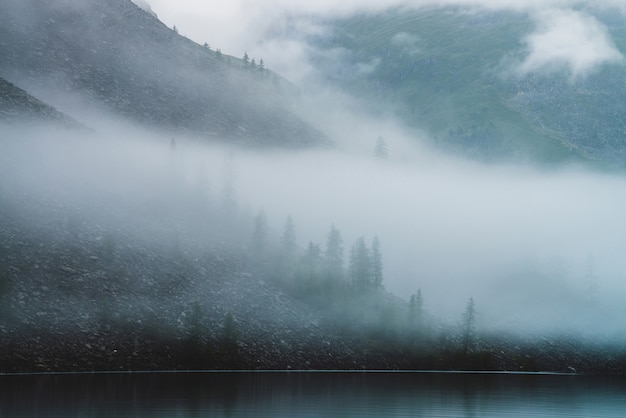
[3,114,626,338]
[2,2,626,374]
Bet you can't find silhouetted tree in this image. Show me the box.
[251,58,257,69]
[0,271,11,319]
[461,297,476,355]
[299,242,322,289]
[371,236,383,290]
[186,301,204,348]
[282,215,296,257]
[323,224,344,282]
[251,210,267,261]
[349,237,371,292]
[204,42,211,49]
[259,58,265,71]
[243,52,249,67]
[374,136,388,159]
[222,312,239,349]
[274,215,298,282]
[221,312,241,367]
[409,289,425,330]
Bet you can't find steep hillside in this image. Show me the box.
[311,8,626,164]
[0,0,324,147]
[0,77,81,127]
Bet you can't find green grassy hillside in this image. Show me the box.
[312,8,626,165]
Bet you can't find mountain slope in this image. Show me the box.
[0,0,324,147]
[310,8,626,164]
[0,77,82,128]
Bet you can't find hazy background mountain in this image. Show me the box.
[0,77,81,127]
[305,7,626,164]
[3,0,626,372]
[0,0,324,147]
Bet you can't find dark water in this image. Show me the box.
[0,371,625,417]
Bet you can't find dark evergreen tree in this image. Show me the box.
[324,224,344,283]
[274,215,298,283]
[299,241,322,288]
[282,215,296,257]
[349,237,371,292]
[408,289,425,331]
[371,236,383,290]
[222,312,238,349]
[252,210,267,261]
[0,270,11,319]
[375,136,389,159]
[186,301,204,348]
[243,52,249,67]
[251,58,257,69]
[461,297,476,355]
[221,312,241,367]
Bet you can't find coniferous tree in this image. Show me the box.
[251,58,257,69]
[186,301,204,348]
[259,58,265,71]
[221,312,241,366]
[324,225,344,281]
[252,210,267,261]
[371,236,383,290]
[222,312,238,349]
[349,237,371,292]
[0,271,11,319]
[299,241,321,288]
[461,297,476,354]
[408,289,425,331]
[375,136,389,159]
[275,215,297,282]
[282,215,296,257]
[243,52,249,67]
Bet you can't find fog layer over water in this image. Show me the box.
[2,120,626,338]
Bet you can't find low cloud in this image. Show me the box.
[517,8,624,80]
[391,32,422,55]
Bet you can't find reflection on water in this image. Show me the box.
[0,371,625,417]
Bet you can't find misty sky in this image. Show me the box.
[146,0,625,83]
[132,0,626,333]
[4,0,624,336]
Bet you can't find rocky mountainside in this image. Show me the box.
[2,181,624,373]
[310,8,626,165]
[0,77,81,127]
[0,0,324,147]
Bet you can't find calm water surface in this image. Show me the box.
[0,371,625,417]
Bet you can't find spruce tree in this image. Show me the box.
[349,237,371,292]
[408,289,425,330]
[461,297,476,354]
[374,136,389,159]
[371,236,383,290]
[252,210,267,261]
[324,225,344,281]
